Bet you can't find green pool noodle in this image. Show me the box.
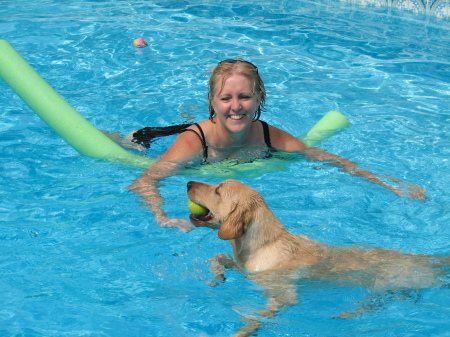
[0,39,349,171]
[0,39,154,168]
[300,110,349,147]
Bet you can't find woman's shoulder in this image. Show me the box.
[265,122,306,151]
[160,121,210,162]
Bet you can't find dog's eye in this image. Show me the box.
[215,186,221,195]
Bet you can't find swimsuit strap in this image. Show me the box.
[181,123,208,163]
[133,121,271,162]
[183,121,271,163]
[260,120,272,148]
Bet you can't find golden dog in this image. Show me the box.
[187,179,449,336]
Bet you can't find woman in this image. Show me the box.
[128,59,427,232]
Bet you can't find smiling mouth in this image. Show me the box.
[229,114,245,120]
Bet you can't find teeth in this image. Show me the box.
[230,114,244,120]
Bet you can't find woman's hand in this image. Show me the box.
[159,218,195,233]
[129,160,195,231]
[349,169,429,201]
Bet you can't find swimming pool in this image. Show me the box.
[1,0,449,336]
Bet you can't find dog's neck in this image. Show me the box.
[229,204,323,272]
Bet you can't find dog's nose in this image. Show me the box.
[187,181,193,190]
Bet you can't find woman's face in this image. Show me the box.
[210,73,261,133]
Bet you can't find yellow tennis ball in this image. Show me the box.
[188,200,209,216]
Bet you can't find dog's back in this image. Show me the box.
[188,180,449,336]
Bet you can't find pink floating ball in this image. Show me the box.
[132,38,148,48]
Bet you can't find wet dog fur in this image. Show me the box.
[187,179,449,336]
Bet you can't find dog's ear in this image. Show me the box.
[218,204,252,240]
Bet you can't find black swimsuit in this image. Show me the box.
[181,120,273,163]
[132,120,273,163]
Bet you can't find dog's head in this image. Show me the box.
[187,180,264,240]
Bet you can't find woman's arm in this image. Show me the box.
[269,125,428,201]
[127,130,204,232]
[301,147,428,200]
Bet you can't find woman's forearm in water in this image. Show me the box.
[301,148,428,200]
[129,175,169,224]
[128,160,180,225]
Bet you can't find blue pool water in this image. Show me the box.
[1,0,450,336]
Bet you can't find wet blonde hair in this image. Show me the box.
[207,59,266,122]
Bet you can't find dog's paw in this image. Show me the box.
[207,279,220,287]
[206,273,227,287]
